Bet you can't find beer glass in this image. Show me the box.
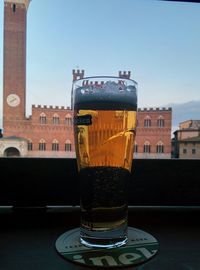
[72,76,137,249]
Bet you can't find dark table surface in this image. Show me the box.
[0,207,200,270]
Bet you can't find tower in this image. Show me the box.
[3,0,31,131]
[72,69,85,81]
[119,71,131,79]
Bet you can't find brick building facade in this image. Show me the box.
[136,107,172,159]
[0,0,172,158]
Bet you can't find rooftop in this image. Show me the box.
[179,136,200,142]
[0,136,28,142]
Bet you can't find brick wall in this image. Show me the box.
[135,108,172,158]
[3,2,27,124]
[2,105,172,158]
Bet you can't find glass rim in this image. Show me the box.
[73,76,138,85]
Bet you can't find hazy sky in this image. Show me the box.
[0,0,200,120]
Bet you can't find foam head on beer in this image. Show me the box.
[73,77,137,111]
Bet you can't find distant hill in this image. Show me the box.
[164,100,200,134]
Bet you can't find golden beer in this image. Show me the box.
[75,110,136,170]
[73,77,137,248]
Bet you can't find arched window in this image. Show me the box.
[28,139,33,151]
[52,139,59,151]
[115,111,124,118]
[40,113,47,124]
[143,141,151,153]
[39,139,46,151]
[144,116,151,127]
[157,116,165,127]
[65,114,72,126]
[53,113,60,125]
[156,141,164,153]
[65,139,72,151]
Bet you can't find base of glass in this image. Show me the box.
[80,235,128,249]
[55,227,159,267]
[80,224,128,249]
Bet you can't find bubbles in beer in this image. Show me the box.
[79,166,130,231]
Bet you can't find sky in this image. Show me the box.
[0,0,200,122]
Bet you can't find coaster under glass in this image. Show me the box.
[55,227,159,268]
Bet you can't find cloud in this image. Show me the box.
[165,100,200,133]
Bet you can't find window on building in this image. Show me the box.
[144,116,151,127]
[65,114,72,126]
[115,111,124,118]
[40,113,47,124]
[157,116,165,127]
[134,143,138,153]
[156,141,164,153]
[183,149,187,154]
[12,4,16,12]
[52,139,59,151]
[53,114,60,125]
[28,139,33,151]
[143,141,151,153]
[39,139,46,151]
[65,139,72,151]
[192,149,196,154]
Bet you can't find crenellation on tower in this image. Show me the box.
[138,107,172,112]
[72,69,85,81]
[83,80,88,86]
[32,104,71,111]
[4,0,31,10]
[119,71,131,79]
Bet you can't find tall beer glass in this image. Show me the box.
[72,76,137,249]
